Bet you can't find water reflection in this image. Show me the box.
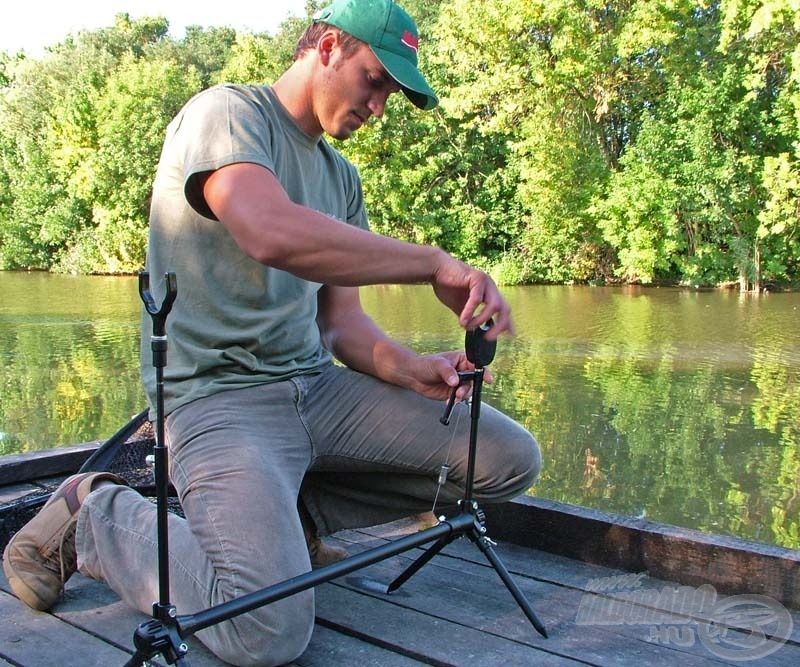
[1,274,798,549]
[0,273,143,451]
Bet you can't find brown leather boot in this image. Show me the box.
[299,502,348,568]
[305,529,349,568]
[3,472,125,610]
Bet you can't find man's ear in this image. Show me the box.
[317,31,339,66]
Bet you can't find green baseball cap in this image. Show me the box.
[313,0,439,110]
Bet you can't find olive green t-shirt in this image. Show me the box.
[142,84,369,415]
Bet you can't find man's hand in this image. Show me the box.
[402,351,494,402]
[430,257,513,340]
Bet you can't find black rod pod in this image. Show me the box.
[123,302,546,665]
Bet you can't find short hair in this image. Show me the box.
[293,22,363,61]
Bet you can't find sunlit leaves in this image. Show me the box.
[0,1,797,286]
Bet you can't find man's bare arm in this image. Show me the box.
[204,162,513,337]
[317,284,478,402]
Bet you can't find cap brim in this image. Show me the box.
[371,47,438,111]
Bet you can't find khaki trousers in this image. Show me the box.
[77,364,540,666]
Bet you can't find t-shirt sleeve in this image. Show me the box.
[345,163,369,232]
[174,86,277,220]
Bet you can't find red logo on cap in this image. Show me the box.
[401,30,419,54]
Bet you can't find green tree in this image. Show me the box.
[0,47,104,267]
[746,0,800,285]
[216,6,312,85]
[0,12,314,273]
[595,1,798,289]
[59,57,202,273]
[412,1,658,283]
[344,0,531,272]
[175,25,237,87]
[0,2,798,284]
[0,15,172,271]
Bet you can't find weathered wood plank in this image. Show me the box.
[325,551,731,666]
[3,568,434,666]
[57,574,436,667]
[0,442,100,486]
[315,582,581,666]
[485,496,800,608]
[4,482,800,666]
[336,524,800,665]
[0,588,133,666]
[300,625,433,666]
[6,535,797,667]
[411,519,800,650]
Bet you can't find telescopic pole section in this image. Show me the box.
[462,366,483,507]
[462,318,494,506]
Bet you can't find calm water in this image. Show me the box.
[1,272,799,548]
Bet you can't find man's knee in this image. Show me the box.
[522,433,542,487]
[503,429,542,497]
[201,594,314,667]
[475,415,541,502]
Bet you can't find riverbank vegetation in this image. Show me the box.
[1,1,798,290]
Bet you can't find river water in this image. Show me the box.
[1,272,798,548]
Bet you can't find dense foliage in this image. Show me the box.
[1,1,798,289]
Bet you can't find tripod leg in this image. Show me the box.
[387,533,456,593]
[471,532,548,638]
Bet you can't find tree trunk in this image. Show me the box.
[753,244,762,293]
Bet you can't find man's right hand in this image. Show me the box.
[431,255,514,340]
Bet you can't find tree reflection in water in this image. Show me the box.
[1,276,798,548]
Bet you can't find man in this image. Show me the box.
[3,1,541,665]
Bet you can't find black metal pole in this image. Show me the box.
[463,367,483,506]
[386,320,548,639]
[176,512,476,637]
[153,348,170,606]
[138,272,178,620]
[472,533,549,638]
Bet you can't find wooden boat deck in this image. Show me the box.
[3,503,800,666]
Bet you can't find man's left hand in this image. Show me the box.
[404,351,494,402]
